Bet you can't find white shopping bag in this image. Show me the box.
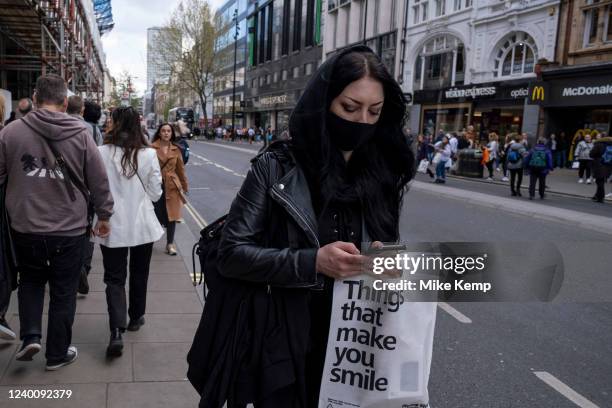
[318,274,437,408]
[417,159,430,174]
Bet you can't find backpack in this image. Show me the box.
[507,149,521,164]
[176,139,190,164]
[602,145,612,165]
[529,149,547,168]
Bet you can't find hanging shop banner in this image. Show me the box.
[529,76,612,107]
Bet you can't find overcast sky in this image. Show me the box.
[101,0,225,95]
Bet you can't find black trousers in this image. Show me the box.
[0,273,11,319]
[13,232,85,361]
[100,243,154,330]
[231,385,299,408]
[81,241,94,275]
[509,169,523,194]
[529,169,547,198]
[578,160,592,179]
[595,177,606,200]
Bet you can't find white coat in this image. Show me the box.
[92,145,164,248]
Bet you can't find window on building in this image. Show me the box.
[252,78,258,88]
[454,0,462,11]
[274,71,279,82]
[493,32,537,78]
[374,0,380,34]
[267,3,274,61]
[293,0,303,51]
[293,66,300,78]
[266,74,272,84]
[435,0,445,16]
[422,2,429,21]
[259,7,266,63]
[305,0,316,46]
[606,5,612,41]
[304,62,313,75]
[282,69,288,80]
[465,0,472,7]
[413,34,465,91]
[282,0,291,55]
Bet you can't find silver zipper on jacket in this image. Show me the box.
[270,187,320,248]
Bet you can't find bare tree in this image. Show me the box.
[158,0,221,129]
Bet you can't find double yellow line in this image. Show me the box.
[184,201,208,230]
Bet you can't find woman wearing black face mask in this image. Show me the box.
[187,46,415,408]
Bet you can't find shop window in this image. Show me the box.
[413,34,465,91]
[493,32,537,78]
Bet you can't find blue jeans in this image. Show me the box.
[436,160,447,180]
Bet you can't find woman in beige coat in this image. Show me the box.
[151,123,189,255]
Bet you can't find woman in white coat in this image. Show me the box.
[92,107,164,357]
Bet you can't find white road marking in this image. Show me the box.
[534,371,600,408]
[197,140,260,155]
[190,152,247,178]
[437,302,472,323]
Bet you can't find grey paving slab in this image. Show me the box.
[0,343,17,380]
[123,314,200,343]
[144,292,202,314]
[107,381,199,408]
[85,271,194,293]
[6,314,110,346]
[132,343,190,382]
[1,343,133,385]
[0,383,107,408]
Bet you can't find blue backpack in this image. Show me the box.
[602,145,612,165]
[507,149,521,164]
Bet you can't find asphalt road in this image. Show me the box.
[181,139,612,408]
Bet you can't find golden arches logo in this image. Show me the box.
[532,86,545,101]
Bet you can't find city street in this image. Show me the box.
[181,139,612,408]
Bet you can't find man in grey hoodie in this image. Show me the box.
[0,74,114,370]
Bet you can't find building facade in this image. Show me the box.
[323,0,409,85]
[532,0,612,143]
[213,0,249,128]
[243,0,324,132]
[146,27,177,92]
[403,0,560,142]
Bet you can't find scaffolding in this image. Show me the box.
[0,0,113,100]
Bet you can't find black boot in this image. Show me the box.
[127,316,145,332]
[106,329,123,357]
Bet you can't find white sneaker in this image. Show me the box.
[496,167,501,172]
[586,178,592,184]
[486,177,493,181]
[501,176,509,182]
[605,193,612,200]
[578,179,584,184]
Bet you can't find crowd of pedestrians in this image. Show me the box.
[0,74,189,369]
[416,127,612,202]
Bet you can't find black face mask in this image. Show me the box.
[327,112,377,151]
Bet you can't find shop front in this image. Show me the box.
[534,66,612,147]
[244,91,297,133]
[413,80,531,142]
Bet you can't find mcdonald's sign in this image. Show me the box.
[528,82,548,105]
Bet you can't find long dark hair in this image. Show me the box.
[152,122,178,143]
[106,106,147,177]
[290,47,415,242]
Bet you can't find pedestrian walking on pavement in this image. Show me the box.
[417,134,434,178]
[485,132,499,180]
[434,135,452,183]
[93,106,163,356]
[589,135,612,203]
[187,45,416,408]
[0,93,16,342]
[505,137,527,196]
[151,123,189,255]
[525,137,554,200]
[574,135,594,184]
[0,74,114,370]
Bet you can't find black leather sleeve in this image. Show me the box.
[217,153,318,287]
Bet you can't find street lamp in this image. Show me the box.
[231,8,240,136]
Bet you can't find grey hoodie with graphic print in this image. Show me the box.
[0,108,113,236]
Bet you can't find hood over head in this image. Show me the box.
[22,108,88,141]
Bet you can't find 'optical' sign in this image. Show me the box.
[445,86,496,99]
[561,84,612,97]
